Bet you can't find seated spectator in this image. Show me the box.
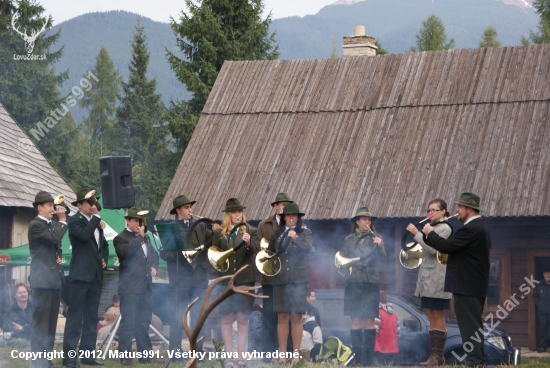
[301,310,322,362]
[306,287,321,327]
[97,307,120,342]
[3,283,32,339]
[374,291,400,365]
[98,294,121,333]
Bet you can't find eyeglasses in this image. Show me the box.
[427,209,442,213]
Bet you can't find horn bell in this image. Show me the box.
[255,249,281,276]
[182,245,204,268]
[399,242,423,269]
[334,251,360,278]
[207,246,232,273]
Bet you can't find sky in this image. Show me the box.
[38,0,338,25]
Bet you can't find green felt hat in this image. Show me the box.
[271,192,294,207]
[280,202,305,217]
[125,207,142,220]
[455,192,483,211]
[170,195,196,215]
[71,188,101,211]
[32,191,54,207]
[351,206,377,222]
[222,198,246,212]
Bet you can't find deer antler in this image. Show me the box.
[181,265,267,368]
[11,13,27,39]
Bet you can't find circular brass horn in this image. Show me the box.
[399,242,423,269]
[255,249,281,276]
[207,246,230,272]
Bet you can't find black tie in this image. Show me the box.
[183,221,189,228]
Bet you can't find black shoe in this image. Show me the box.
[81,359,104,366]
[537,347,547,353]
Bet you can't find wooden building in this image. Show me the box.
[157,44,550,349]
[0,102,76,313]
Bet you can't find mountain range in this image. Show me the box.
[47,0,539,122]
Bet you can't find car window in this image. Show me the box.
[316,298,350,329]
[391,303,421,331]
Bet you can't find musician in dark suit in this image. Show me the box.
[28,191,67,368]
[114,207,159,365]
[159,194,218,357]
[63,189,109,368]
[257,192,293,360]
[422,192,491,368]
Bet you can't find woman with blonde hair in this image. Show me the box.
[212,198,259,368]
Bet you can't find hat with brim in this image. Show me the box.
[271,192,294,207]
[170,195,196,215]
[125,207,142,220]
[222,198,246,212]
[33,191,55,207]
[280,202,305,217]
[351,206,377,222]
[454,192,483,211]
[71,188,101,206]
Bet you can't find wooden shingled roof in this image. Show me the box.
[0,103,76,208]
[157,44,550,221]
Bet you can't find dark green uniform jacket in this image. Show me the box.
[159,218,213,289]
[28,217,67,289]
[257,214,279,285]
[269,227,313,285]
[342,233,386,284]
[212,225,259,284]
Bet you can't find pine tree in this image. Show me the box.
[0,0,89,189]
[375,40,388,55]
[479,26,501,48]
[116,20,171,211]
[524,0,550,44]
[409,14,454,52]
[78,46,121,189]
[167,0,279,155]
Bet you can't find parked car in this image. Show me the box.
[314,290,520,366]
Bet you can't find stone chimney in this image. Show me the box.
[343,25,377,58]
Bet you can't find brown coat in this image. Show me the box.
[257,214,279,285]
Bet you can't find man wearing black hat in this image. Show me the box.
[160,194,218,357]
[422,192,491,367]
[114,207,159,365]
[533,266,550,353]
[28,191,67,368]
[63,189,109,368]
[257,193,293,360]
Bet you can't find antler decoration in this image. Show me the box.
[181,265,266,368]
[11,12,48,54]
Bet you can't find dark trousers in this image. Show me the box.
[31,288,60,368]
[454,294,486,366]
[537,312,550,348]
[63,279,102,364]
[261,285,278,356]
[169,283,206,353]
[118,290,153,358]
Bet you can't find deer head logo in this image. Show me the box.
[11,12,48,54]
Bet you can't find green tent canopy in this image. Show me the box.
[0,201,166,269]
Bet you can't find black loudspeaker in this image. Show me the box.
[99,155,134,209]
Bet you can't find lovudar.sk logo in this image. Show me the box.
[11,12,48,61]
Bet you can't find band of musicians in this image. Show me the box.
[27,188,491,368]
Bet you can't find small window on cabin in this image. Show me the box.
[487,257,501,305]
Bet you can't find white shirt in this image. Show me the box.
[82,213,100,248]
[464,215,481,225]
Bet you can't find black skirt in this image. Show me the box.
[216,282,255,315]
[420,296,451,310]
[273,283,308,313]
[344,282,380,318]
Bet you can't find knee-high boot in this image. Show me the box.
[363,329,376,366]
[350,329,363,366]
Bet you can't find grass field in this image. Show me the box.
[1,339,549,368]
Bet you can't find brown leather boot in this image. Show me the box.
[419,330,436,366]
[432,329,447,365]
